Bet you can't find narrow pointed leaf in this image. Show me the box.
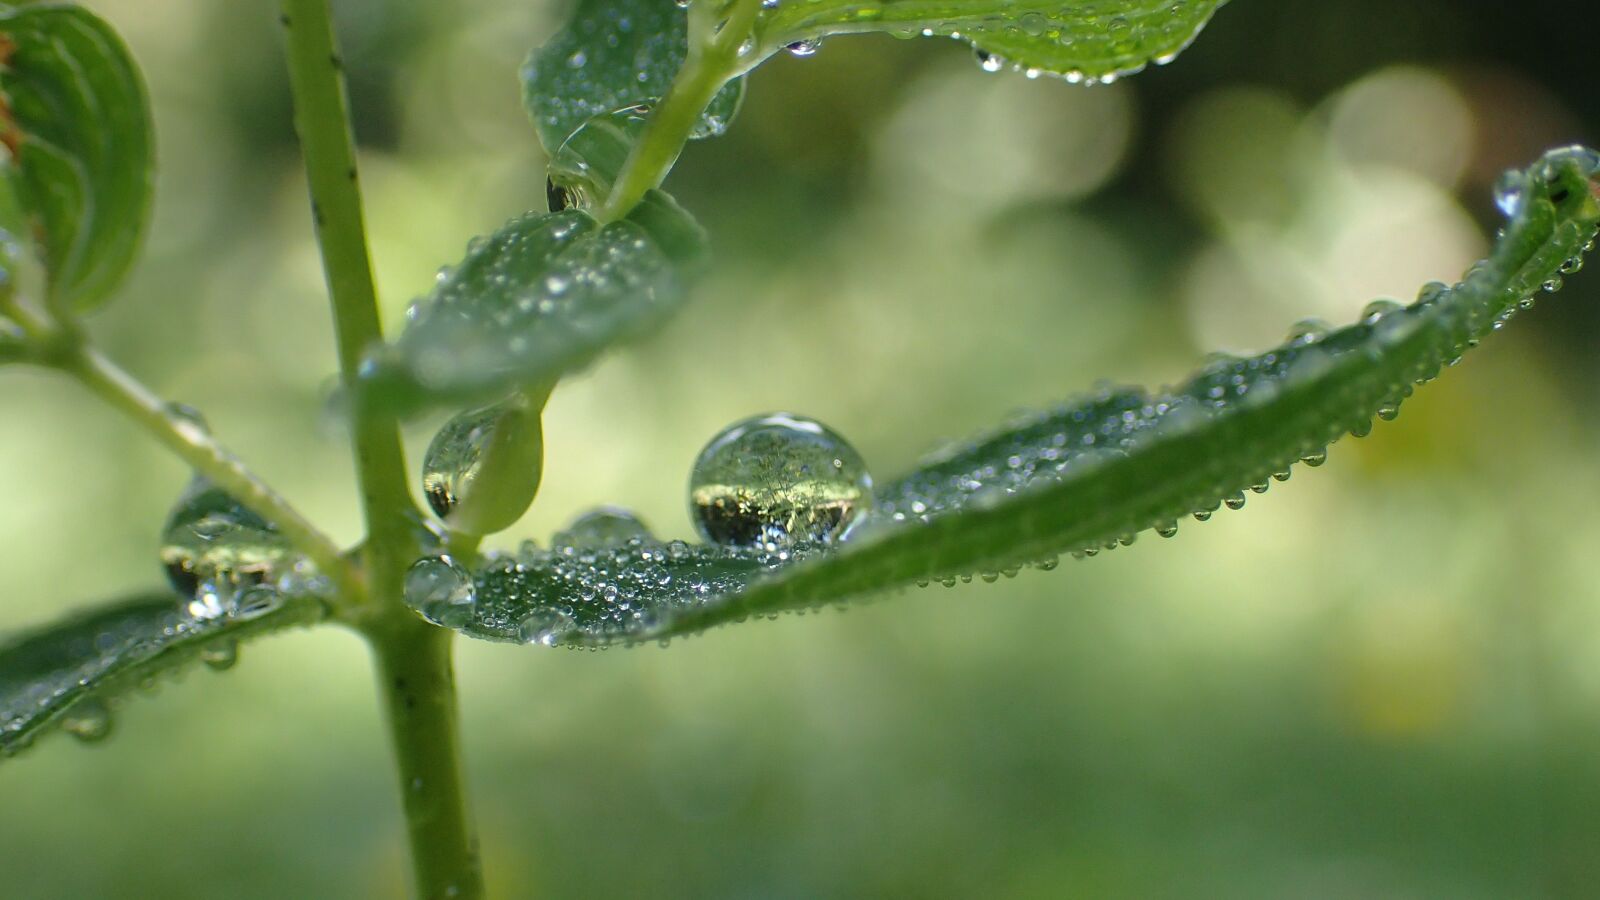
[0,589,325,759]
[0,3,154,312]
[414,146,1600,648]
[523,0,744,154]
[755,0,1228,83]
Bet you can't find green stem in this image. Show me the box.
[364,612,484,900]
[279,2,481,897]
[597,0,765,221]
[278,0,416,580]
[61,343,356,595]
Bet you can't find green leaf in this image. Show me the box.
[0,3,154,312]
[363,194,706,414]
[755,0,1229,83]
[523,0,744,155]
[412,145,1600,648]
[0,589,325,758]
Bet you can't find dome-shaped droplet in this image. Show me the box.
[553,506,653,549]
[785,39,821,57]
[404,556,477,627]
[61,698,112,743]
[161,477,302,618]
[200,639,239,671]
[689,413,873,549]
[422,396,544,536]
[517,608,578,647]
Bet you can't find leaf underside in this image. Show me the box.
[522,0,744,155]
[757,0,1230,82]
[416,146,1600,650]
[0,590,324,759]
[0,3,153,311]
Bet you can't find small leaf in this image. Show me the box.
[0,3,154,312]
[364,196,705,414]
[415,145,1600,648]
[0,589,325,758]
[523,0,744,155]
[755,0,1228,83]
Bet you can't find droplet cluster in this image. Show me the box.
[406,531,817,648]
[762,0,1225,85]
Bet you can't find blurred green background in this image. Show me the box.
[4,1,1600,896]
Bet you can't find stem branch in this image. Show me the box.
[597,0,765,221]
[62,344,356,595]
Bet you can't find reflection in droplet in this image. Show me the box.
[689,413,873,549]
[404,557,477,628]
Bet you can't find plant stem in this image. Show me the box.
[279,2,482,897]
[278,0,416,580]
[365,610,484,900]
[62,343,356,595]
[597,0,765,222]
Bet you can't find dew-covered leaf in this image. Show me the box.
[412,146,1600,648]
[0,588,325,758]
[523,0,744,154]
[755,0,1227,83]
[363,194,706,414]
[0,3,154,312]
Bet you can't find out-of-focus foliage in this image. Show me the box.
[2,0,1599,897]
[0,3,152,311]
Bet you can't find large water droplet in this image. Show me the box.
[422,397,543,536]
[161,478,304,619]
[689,413,873,549]
[405,556,477,627]
[553,506,653,549]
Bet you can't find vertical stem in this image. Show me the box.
[278,2,481,897]
[368,613,484,900]
[278,0,415,564]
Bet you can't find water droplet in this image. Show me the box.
[974,48,1005,73]
[61,699,112,743]
[1286,318,1331,345]
[1300,449,1328,467]
[1493,169,1525,218]
[1360,299,1402,323]
[422,397,543,536]
[785,39,820,57]
[200,639,239,671]
[233,585,283,620]
[161,477,303,617]
[689,413,873,549]
[405,557,477,628]
[518,608,577,647]
[546,177,579,212]
[553,506,653,549]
